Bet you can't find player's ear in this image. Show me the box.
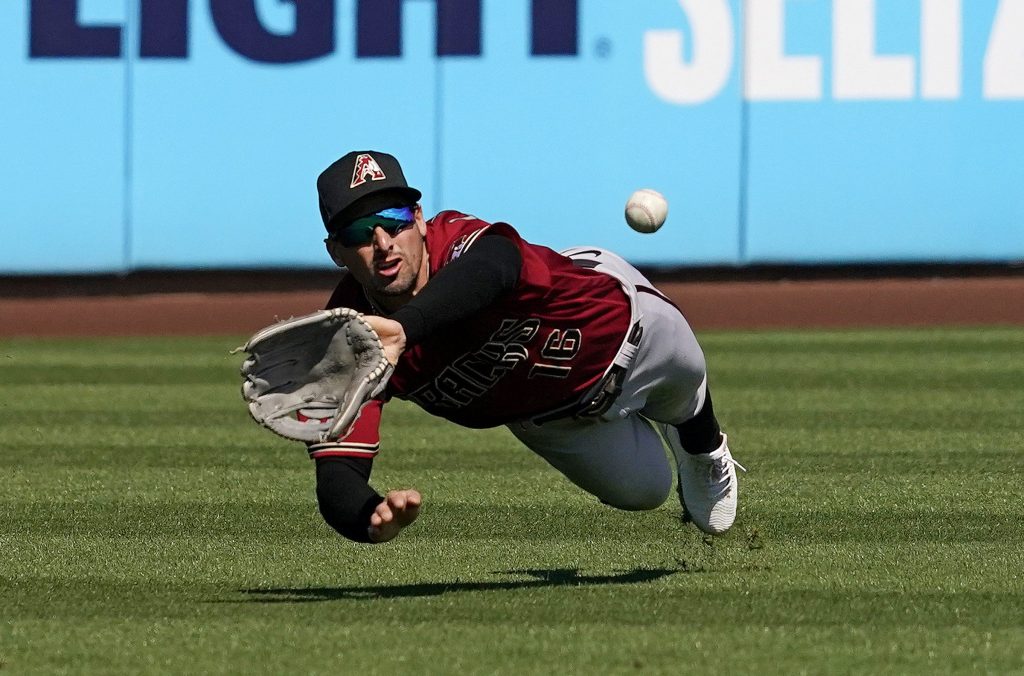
[414,204,427,236]
[324,239,346,268]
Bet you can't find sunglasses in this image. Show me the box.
[329,206,416,247]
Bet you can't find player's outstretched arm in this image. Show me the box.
[384,234,522,346]
[368,489,422,543]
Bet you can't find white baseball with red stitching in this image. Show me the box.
[624,189,668,234]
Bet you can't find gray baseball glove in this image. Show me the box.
[238,308,393,443]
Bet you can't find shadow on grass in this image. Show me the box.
[238,567,686,602]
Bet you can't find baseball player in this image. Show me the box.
[310,150,744,543]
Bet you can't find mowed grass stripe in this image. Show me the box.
[1,329,1023,673]
[3,619,1018,674]
[7,493,1012,543]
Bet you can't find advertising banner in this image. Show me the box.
[2,0,1021,273]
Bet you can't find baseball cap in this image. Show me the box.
[317,151,422,235]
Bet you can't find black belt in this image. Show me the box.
[531,321,643,425]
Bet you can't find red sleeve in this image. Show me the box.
[305,399,383,460]
[426,211,525,274]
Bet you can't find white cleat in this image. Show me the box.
[673,433,745,535]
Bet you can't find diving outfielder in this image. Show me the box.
[294,151,744,543]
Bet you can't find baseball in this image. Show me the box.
[624,189,668,234]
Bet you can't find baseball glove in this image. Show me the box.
[237,308,393,443]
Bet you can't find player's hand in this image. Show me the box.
[362,315,406,366]
[368,489,422,543]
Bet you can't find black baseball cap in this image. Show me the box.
[317,151,422,235]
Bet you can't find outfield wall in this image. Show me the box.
[3,0,1023,273]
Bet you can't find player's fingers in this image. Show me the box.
[375,503,394,524]
[389,492,406,511]
[401,498,421,517]
[397,496,420,526]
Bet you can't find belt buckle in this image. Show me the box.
[575,320,640,419]
[575,366,625,419]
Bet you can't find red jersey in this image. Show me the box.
[310,211,631,458]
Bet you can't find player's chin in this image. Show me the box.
[374,275,415,297]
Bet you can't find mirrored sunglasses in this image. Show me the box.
[330,206,416,247]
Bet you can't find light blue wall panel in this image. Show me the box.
[129,0,439,269]
[437,0,744,265]
[1,0,126,274]
[2,0,1023,273]
[745,0,1024,263]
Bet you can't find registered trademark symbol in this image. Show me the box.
[594,37,612,58]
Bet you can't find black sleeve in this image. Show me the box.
[315,456,384,543]
[389,233,522,345]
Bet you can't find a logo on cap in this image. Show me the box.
[350,154,387,188]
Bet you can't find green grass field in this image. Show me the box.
[2,328,1022,674]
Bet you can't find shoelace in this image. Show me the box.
[706,455,747,499]
[708,454,746,476]
[727,456,748,473]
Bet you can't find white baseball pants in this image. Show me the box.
[508,247,708,510]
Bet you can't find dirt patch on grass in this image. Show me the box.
[2,276,1022,337]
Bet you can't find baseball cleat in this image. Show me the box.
[674,434,745,535]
